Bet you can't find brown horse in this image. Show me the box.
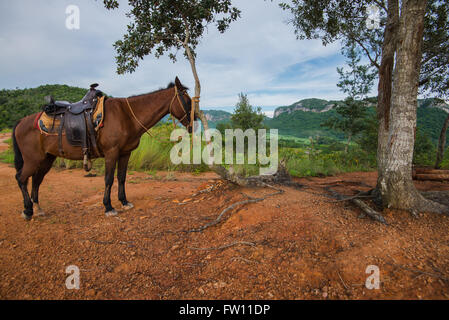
[12,77,193,220]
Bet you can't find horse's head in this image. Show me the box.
[170,76,196,133]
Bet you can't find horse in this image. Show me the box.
[12,77,194,220]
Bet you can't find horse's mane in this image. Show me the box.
[128,82,188,98]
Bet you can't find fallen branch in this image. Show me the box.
[415,173,449,181]
[326,190,374,203]
[324,187,387,224]
[185,186,284,233]
[211,161,300,189]
[230,256,259,264]
[188,241,256,251]
[385,261,449,282]
[337,271,350,291]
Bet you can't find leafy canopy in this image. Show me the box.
[103,0,241,74]
[421,1,449,99]
[230,93,265,131]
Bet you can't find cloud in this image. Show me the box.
[0,0,347,108]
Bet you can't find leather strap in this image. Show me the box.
[58,114,65,156]
[85,110,101,157]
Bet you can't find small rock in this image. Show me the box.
[86,289,96,297]
[213,281,227,289]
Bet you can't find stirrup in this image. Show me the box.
[83,154,92,172]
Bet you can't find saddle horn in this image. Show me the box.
[44,95,55,104]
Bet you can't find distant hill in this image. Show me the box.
[0,84,91,130]
[1,85,448,145]
[266,97,449,143]
[273,98,344,117]
[202,110,232,128]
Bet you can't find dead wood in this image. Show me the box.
[414,168,449,175]
[385,261,449,282]
[185,185,284,233]
[420,190,449,208]
[188,241,256,251]
[414,173,449,181]
[211,161,303,189]
[324,187,387,224]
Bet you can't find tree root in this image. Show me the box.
[210,161,302,189]
[324,186,388,224]
[185,184,284,233]
[420,191,449,210]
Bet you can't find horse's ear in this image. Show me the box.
[175,76,181,88]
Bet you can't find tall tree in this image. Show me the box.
[325,44,375,152]
[230,93,265,131]
[103,0,241,136]
[382,0,445,214]
[322,97,367,153]
[419,2,449,168]
[281,0,449,214]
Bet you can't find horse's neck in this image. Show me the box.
[125,89,172,134]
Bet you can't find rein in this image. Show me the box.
[124,86,197,144]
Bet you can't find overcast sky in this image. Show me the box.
[0,0,349,116]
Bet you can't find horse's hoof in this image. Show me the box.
[33,203,45,217]
[105,209,118,217]
[21,211,32,221]
[35,211,46,217]
[122,202,134,211]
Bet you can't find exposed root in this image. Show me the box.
[324,186,387,224]
[326,190,374,203]
[184,185,284,233]
[413,193,449,216]
[420,191,449,209]
[211,161,302,189]
[385,261,449,282]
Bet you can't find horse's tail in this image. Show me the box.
[12,121,24,174]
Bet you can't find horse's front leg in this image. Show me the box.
[117,153,133,211]
[103,151,118,216]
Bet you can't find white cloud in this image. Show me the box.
[0,0,347,108]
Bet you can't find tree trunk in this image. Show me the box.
[345,133,352,153]
[376,0,399,198]
[183,41,215,161]
[435,113,449,169]
[380,0,447,215]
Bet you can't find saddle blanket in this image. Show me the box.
[36,96,105,135]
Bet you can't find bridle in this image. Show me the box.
[124,85,197,142]
[168,85,196,130]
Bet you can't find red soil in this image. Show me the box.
[0,158,448,299]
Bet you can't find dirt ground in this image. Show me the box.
[0,153,449,299]
[0,133,10,152]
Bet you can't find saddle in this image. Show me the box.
[42,83,103,171]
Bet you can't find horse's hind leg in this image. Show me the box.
[31,154,56,216]
[16,161,40,220]
[117,153,133,210]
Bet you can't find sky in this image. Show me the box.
[0,0,349,117]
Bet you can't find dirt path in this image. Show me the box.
[0,162,448,299]
[0,133,11,152]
